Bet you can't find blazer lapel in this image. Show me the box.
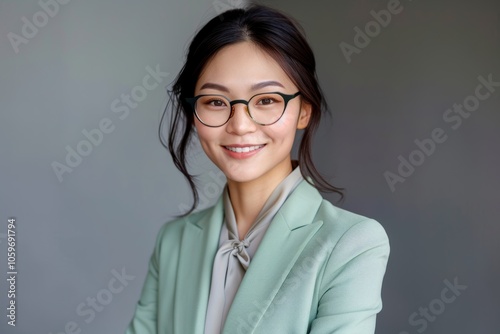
[222,181,324,333]
[174,197,224,334]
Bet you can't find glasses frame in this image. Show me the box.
[185,91,301,127]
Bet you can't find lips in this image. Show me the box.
[224,145,265,153]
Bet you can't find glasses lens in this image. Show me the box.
[194,93,287,126]
[195,95,231,126]
[248,93,286,125]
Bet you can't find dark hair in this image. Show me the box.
[159,4,344,215]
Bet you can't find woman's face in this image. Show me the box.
[194,41,311,185]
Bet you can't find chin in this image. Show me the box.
[220,168,263,184]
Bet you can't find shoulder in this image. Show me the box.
[158,205,215,239]
[313,199,390,273]
[285,179,389,254]
[311,198,390,261]
[317,199,388,240]
[153,204,219,249]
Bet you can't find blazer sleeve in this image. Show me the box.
[125,223,168,334]
[309,219,390,334]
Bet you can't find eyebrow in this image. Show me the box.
[199,80,285,92]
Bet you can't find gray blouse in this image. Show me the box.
[204,165,304,334]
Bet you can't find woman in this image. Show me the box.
[126,4,389,334]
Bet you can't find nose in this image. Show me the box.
[225,103,257,134]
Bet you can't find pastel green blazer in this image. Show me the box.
[126,179,390,334]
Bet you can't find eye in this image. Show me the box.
[256,97,278,105]
[211,99,226,107]
[203,98,227,107]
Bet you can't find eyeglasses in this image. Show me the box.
[185,91,301,127]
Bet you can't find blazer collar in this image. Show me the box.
[222,180,324,333]
[174,180,324,334]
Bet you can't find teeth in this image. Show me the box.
[226,145,263,153]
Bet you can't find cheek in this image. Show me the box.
[267,112,298,141]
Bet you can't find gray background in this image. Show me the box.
[0,0,498,333]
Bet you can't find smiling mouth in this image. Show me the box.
[224,145,265,153]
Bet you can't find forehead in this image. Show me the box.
[195,41,295,92]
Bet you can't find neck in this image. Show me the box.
[227,158,293,239]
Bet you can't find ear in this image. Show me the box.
[297,100,312,130]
